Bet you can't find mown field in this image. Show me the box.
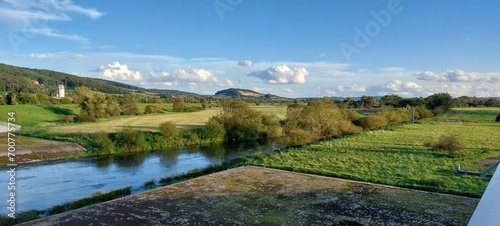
[243,108,500,197]
[0,104,287,133]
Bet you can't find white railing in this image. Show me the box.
[468,164,500,225]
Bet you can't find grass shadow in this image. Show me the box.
[43,105,74,116]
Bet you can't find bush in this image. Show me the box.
[496,113,500,122]
[75,113,96,122]
[424,134,464,153]
[115,129,147,152]
[60,115,75,123]
[415,105,434,119]
[159,121,179,138]
[347,110,361,121]
[93,132,115,154]
[356,115,388,130]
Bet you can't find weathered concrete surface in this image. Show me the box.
[22,166,478,226]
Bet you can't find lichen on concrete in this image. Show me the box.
[21,166,478,225]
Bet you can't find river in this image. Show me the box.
[1,141,281,214]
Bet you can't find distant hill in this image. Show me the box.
[0,63,290,100]
[215,88,287,101]
[0,63,145,95]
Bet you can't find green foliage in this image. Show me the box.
[414,105,434,119]
[144,179,156,189]
[60,115,75,123]
[356,115,388,130]
[115,129,147,151]
[283,98,360,146]
[347,110,361,121]
[6,92,19,105]
[424,134,465,154]
[496,113,500,122]
[426,93,452,113]
[173,97,186,112]
[0,95,5,105]
[144,105,154,114]
[47,187,131,215]
[202,117,226,143]
[214,100,282,142]
[159,121,179,138]
[0,210,41,225]
[120,94,140,115]
[105,97,121,117]
[92,132,115,154]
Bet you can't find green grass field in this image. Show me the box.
[242,108,500,197]
[0,104,288,133]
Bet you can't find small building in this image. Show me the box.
[57,85,65,98]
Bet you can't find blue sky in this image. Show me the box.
[0,0,499,97]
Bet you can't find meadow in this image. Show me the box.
[0,104,287,133]
[242,108,500,197]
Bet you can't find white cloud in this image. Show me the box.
[282,88,294,94]
[99,62,142,81]
[1,0,104,21]
[29,53,55,59]
[69,54,85,60]
[145,68,232,87]
[0,0,103,43]
[366,80,428,97]
[413,70,498,83]
[349,85,366,92]
[248,65,310,84]
[237,60,252,68]
[26,27,89,43]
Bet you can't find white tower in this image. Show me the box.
[57,85,65,98]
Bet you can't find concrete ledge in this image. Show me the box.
[22,166,478,225]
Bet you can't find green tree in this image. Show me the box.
[115,129,147,152]
[360,96,379,108]
[496,113,500,122]
[283,98,360,146]
[6,92,19,105]
[144,105,154,114]
[173,97,186,112]
[381,95,403,107]
[73,86,92,103]
[105,97,121,117]
[426,93,452,112]
[93,132,115,154]
[202,117,225,144]
[120,95,140,115]
[201,98,209,109]
[159,121,179,138]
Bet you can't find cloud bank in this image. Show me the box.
[99,62,142,81]
[247,65,310,84]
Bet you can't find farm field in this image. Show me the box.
[243,108,500,197]
[0,104,288,134]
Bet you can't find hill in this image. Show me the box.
[0,63,145,95]
[215,88,287,101]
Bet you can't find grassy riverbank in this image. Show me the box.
[242,108,500,197]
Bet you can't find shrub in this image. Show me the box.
[415,105,434,119]
[159,121,179,138]
[75,113,96,122]
[144,105,154,114]
[424,134,464,153]
[115,129,147,152]
[347,110,361,121]
[356,115,388,130]
[202,117,225,144]
[60,115,75,123]
[283,128,316,147]
[144,179,155,188]
[496,113,500,122]
[93,132,115,154]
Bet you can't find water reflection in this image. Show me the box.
[0,140,281,214]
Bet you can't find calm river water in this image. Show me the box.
[1,141,281,214]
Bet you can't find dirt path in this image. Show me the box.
[475,156,500,167]
[22,166,478,225]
